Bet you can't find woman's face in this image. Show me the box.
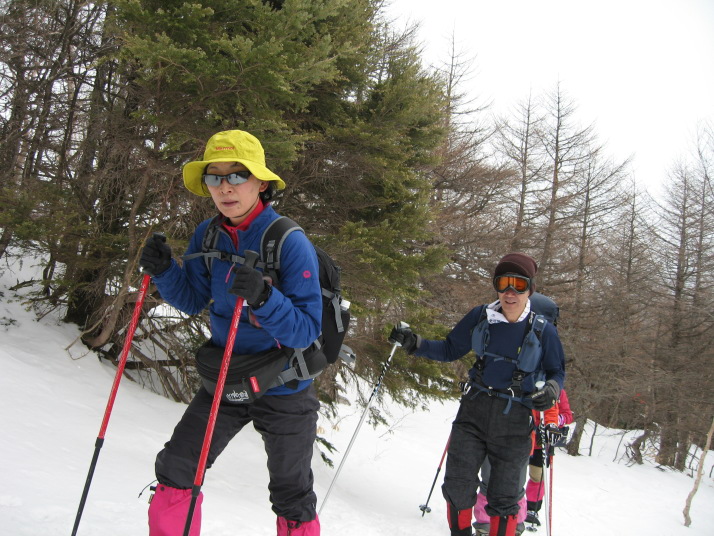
[205,161,268,225]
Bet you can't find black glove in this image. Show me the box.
[529,379,560,411]
[545,423,563,443]
[536,423,561,447]
[229,265,270,307]
[388,323,421,354]
[554,425,569,446]
[140,234,172,276]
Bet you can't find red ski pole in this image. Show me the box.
[419,432,451,516]
[182,250,260,536]
[71,272,151,535]
[548,454,554,533]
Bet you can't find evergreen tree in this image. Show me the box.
[0,0,452,404]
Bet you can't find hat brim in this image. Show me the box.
[183,158,286,197]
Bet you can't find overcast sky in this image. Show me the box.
[385,0,714,196]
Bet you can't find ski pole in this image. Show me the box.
[419,433,451,516]
[539,410,551,536]
[548,451,554,533]
[318,322,408,515]
[71,272,151,536]
[182,250,260,536]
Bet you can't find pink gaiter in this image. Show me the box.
[473,492,490,523]
[526,478,545,502]
[473,492,527,524]
[276,515,320,536]
[148,484,203,536]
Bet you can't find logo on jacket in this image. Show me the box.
[226,389,249,402]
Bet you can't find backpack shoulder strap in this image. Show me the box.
[530,313,547,341]
[470,305,490,358]
[260,216,304,287]
[181,215,226,273]
[513,312,548,374]
[182,215,262,275]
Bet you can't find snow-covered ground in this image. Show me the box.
[1,255,713,535]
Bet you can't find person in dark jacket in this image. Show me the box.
[471,291,561,536]
[389,253,565,536]
[140,130,322,536]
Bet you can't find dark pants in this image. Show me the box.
[155,385,320,522]
[478,454,529,497]
[442,392,532,517]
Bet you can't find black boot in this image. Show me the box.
[525,510,540,526]
[525,500,541,526]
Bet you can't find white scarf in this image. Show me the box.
[486,299,531,324]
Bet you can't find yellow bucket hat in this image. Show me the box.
[183,130,286,197]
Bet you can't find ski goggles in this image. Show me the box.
[493,274,531,294]
[203,170,252,187]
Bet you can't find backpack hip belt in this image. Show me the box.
[461,377,533,414]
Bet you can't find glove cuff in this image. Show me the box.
[547,379,561,398]
[249,281,272,309]
[405,334,422,355]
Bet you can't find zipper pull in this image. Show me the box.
[225,262,236,284]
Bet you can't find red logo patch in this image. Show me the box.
[250,376,260,393]
[303,270,311,279]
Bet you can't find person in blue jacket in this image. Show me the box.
[389,253,565,536]
[140,130,322,536]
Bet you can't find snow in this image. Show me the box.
[2,255,713,535]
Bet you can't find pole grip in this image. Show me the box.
[243,249,259,268]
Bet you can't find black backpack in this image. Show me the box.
[185,215,354,384]
[529,291,560,326]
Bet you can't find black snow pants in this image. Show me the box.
[155,384,320,522]
[441,391,532,518]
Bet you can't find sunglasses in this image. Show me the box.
[493,274,531,294]
[203,170,252,187]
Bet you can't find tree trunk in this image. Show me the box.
[566,415,587,456]
[683,415,714,526]
[628,429,651,465]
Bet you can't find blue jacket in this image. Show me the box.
[416,304,565,394]
[152,205,322,395]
